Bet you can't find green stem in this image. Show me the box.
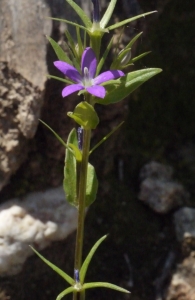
[73,128,91,300]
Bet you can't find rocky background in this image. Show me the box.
[0,0,195,299]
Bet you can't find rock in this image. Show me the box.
[166,253,195,300]
[0,186,77,276]
[174,207,195,242]
[138,161,189,213]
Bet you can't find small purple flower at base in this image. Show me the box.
[54,47,124,99]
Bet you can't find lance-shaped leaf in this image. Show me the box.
[83,282,130,293]
[100,0,117,29]
[80,235,107,283]
[96,68,162,105]
[30,246,74,285]
[46,36,72,64]
[56,287,75,300]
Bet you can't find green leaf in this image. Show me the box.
[96,68,162,105]
[129,51,151,64]
[47,74,73,85]
[89,121,124,154]
[39,119,72,150]
[67,102,99,129]
[107,11,157,31]
[83,282,130,293]
[46,36,72,64]
[66,0,92,29]
[30,246,74,285]
[49,17,87,31]
[56,287,75,300]
[80,235,107,283]
[125,31,143,49]
[64,128,78,206]
[100,0,117,29]
[96,37,114,75]
[86,163,98,207]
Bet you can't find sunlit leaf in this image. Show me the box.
[83,282,130,293]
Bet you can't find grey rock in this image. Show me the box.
[138,161,189,213]
[174,207,195,242]
[0,186,77,276]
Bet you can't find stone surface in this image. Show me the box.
[138,161,189,213]
[0,186,77,276]
[166,253,195,300]
[174,207,195,242]
[0,0,52,191]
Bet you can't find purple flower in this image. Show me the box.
[54,47,124,99]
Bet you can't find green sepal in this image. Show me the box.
[30,246,74,285]
[107,11,157,31]
[83,282,130,294]
[89,121,124,154]
[85,162,98,207]
[100,0,117,29]
[96,68,162,105]
[56,287,75,300]
[67,102,99,129]
[65,0,92,29]
[46,36,72,64]
[80,235,107,283]
[64,129,78,206]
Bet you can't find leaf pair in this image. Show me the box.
[30,235,130,300]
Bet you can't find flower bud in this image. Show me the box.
[118,48,132,66]
[91,0,100,23]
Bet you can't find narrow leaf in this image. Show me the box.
[46,36,72,64]
[100,0,117,29]
[39,119,72,151]
[56,287,75,300]
[107,11,157,31]
[96,37,114,75]
[66,0,92,29]
[83,282,130,293]
[30,246,74,285]
[47,74,73,85]
[89,121,124,154]
[129,51,151,63]
[96,68,162,105]
[49,17,87,31]
[80,235,107,283]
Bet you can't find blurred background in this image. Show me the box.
[0,0,195,299]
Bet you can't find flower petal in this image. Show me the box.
[86,85,106,98]
[54,61,82,83]
[81,47,97,79]
[94,70,124,85]
[62,84,84,97]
